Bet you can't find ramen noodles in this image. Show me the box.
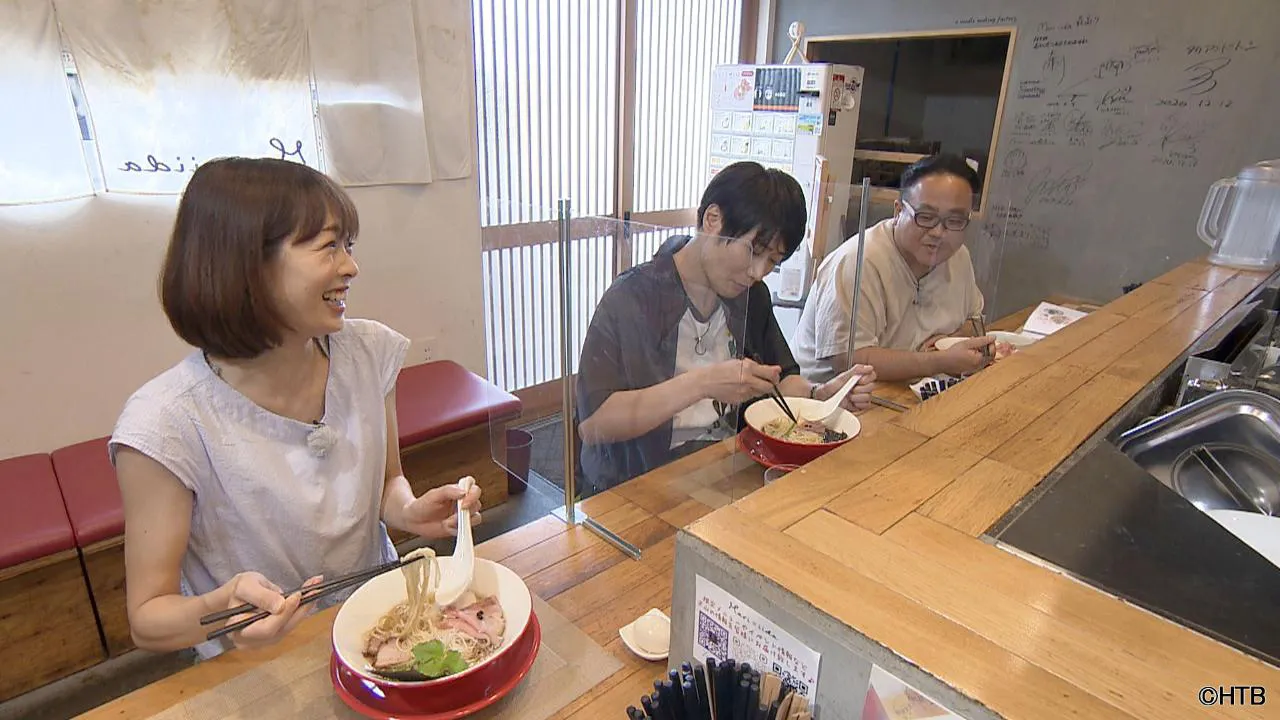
[361,548,506,679]
[761,416,847,444]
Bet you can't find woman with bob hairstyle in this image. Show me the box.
[109,157,480,657]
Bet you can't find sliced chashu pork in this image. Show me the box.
[440,596,505,645]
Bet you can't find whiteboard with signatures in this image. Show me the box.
[954,5,1278,318]
[693,575,821,702]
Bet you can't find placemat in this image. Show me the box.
[144,595,622,720]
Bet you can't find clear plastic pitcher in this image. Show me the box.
[1197,160,1280,270]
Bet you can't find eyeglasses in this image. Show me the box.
[901,199,970,231]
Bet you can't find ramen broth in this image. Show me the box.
[761,416,847,444]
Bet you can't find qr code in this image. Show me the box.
[696,611,729,660]
[771,663,809,699]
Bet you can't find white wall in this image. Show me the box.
[2,14,485,460]
[2,178,486,461]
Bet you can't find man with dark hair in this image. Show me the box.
[794,154,992,383]
[575,161,876,491]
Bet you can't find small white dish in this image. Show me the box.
[618,608,670,661]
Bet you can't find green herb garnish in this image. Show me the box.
[410,640,469,678]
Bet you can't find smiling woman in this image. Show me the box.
[107,157,482,660]
[160,158,361,359]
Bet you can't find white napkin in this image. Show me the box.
[1022,302,1088,337]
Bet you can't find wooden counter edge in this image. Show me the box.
[684,505,1279,720]
[683,508,1145,719]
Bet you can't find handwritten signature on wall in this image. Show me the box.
[1022,161,1093,207]
[116,138,309,173]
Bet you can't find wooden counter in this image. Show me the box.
[688,258,1280,719]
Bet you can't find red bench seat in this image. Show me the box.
[395,360,522,448]
[0,453,103,701]
[0,454,75,570]
[50,437,133,657]
[52,437,122,547]
[390,361,524,545]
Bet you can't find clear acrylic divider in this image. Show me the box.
[976,186,1023,334]
[562,213,764,556]
[482,198,592,521]
[978,182,1098,336]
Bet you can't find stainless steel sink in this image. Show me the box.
[1116,390,1280,515]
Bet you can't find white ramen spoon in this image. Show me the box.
[808,372,865,425]
[434,475,476,608]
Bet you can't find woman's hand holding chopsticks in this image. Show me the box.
[199,554,432,643]
[212,572,324,649]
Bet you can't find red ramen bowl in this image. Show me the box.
[331,611,542,719]
[742,396,862,465]
[331,556,533,691]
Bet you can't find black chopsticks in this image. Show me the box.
[199,555,424,641]
[748,352,796,423]
[627,657,810,720]
[766,384,797,423]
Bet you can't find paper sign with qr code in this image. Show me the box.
[693,575,821,702]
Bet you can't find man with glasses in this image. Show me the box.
[794,154,992,383]
[575,161,877,492]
